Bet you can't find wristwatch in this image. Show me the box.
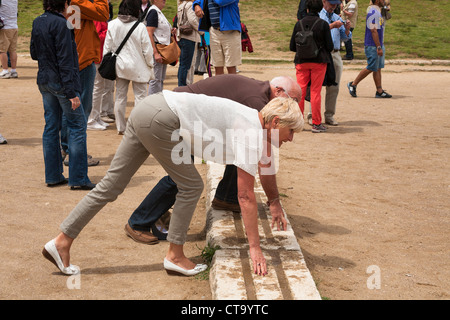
[377,46,382,50]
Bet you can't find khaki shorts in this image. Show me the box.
[0,29,18,53]
[209,28,241,68]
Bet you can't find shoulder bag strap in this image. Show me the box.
[114,20,140,56]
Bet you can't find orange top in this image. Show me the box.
[69,0,109,70]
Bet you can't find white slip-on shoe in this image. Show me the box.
[87,120,106,131]
[42,239,79,275]
[163,258,207,276]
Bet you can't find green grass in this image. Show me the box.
[18,0,450,60]
[238,0,450,60]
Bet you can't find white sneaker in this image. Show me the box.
[10,71,18,78]
[87,120,106,131]
[97,118,110,127]
[0,133,7,144]
[0,71,11,79]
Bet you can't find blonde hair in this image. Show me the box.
[260,97,304,133]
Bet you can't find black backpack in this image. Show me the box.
[295,18,321,59]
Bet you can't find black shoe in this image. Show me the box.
[70,182,96,190]
[347,81,357,97]
[375,90,392,98]
[151,223,168,241]
[47,179,68,187]
[342,56,353,60]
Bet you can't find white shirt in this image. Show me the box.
[162,90,264,176]
[0,0,18,29]
[104,18,154,82]
[149,5,172,45]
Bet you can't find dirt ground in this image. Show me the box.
[0,54,449,300]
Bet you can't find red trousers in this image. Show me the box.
[295,63,327,125]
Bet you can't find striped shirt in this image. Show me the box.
[208,0,220,28]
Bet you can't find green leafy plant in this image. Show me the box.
[193,242,221,280]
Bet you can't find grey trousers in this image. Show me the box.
[324,51,343,121]
[148,61,167,95]
[60,93,204,245]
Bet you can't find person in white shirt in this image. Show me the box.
[0,0,18,78]
[42,91,303,277]
[103,0,154,134]
[145,0,172,94]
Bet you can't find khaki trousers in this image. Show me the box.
[60,93,204,245]
[324,51,343,121]
[114,78,148,133]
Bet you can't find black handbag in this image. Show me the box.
[98,51,117,80]
[99,8,149,80]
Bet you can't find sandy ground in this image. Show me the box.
[0,55,449,300]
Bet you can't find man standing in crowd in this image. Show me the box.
[62,0,110,169]
[320,0,352,127]
[341,0,358,60]
[347,0,392,98]
[193,0,241,75]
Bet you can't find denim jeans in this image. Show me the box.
[344,28,354,59]
[61,63,96,153]
[128,165,239,230]
[213,165,239,204]
[177,38,196,87]
[39,83,90,186]
[128,175,178,231]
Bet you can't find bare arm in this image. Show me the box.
[258,169,287,231]
[147,26,162,64]
[237,168,267,276]
[370,27,383,56]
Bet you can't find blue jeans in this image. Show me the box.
[128,175,178,231]
[344,28,354,59]
[214,165,239,203]
[177,38,196,87]
[61,63,96,153]
[39,83,90,186]
[128,165,238,230]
